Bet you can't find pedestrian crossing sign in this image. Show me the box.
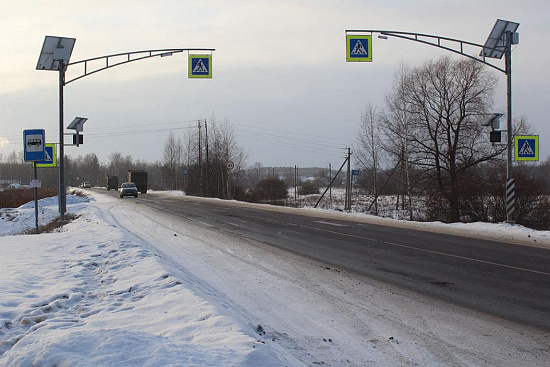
[515,135,539,161]
[188,55,212,78]
[35,143,57,168]
[346,35,372,62]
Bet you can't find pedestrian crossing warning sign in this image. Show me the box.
[189,55,212,78]
[346,35,372,62]
[35,143,57,168]
[515,135,539,161]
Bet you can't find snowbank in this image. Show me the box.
[0,197,289,366]
[0,194,89,236]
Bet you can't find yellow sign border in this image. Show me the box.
[346,35,372,62]
[35,143,57,167]
[188,54,212,79]
[514,135,539,161]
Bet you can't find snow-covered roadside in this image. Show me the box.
[0,194,88,236]
[0,195,295,366]
[1,191,549,366]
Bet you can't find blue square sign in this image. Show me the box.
[23,129,45,162]
[515,135,539,161]
[188,55,212,78]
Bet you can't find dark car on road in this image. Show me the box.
[119,182,138,198]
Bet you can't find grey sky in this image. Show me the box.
[1,0,548,168]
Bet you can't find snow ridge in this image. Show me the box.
[0,201,286,366]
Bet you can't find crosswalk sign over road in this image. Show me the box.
[346,35,372,62]
[188,55,212,79]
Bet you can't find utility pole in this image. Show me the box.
[198,120,202,196]
[205,119,209,196]
[329,162,332,206]
[294,165,298,201]
[344,148,352,211]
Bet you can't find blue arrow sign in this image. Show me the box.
[23,129,45,162]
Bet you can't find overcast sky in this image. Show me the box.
[1,0,548,168]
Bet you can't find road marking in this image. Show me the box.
[295,223,550,277]
[140,200,549,277]
[382,240,550,277]
[314,221,348,227]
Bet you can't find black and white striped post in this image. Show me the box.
[506,178,515,222]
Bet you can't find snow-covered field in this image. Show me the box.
[1,190,549,366]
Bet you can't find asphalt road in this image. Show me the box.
[107,191,550,331]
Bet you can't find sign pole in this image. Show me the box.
[59,62,66,222]
[505,31,514,223]
[33,162,39,234]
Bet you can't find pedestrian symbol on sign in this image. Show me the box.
[351,40,368,56]
[518,140,534,156]
[193,59,208,73]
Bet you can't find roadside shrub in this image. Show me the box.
[298,181,320,195]
[248,178,288,204]
[232,186,247,201]
[512,170,550,230]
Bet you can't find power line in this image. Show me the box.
[1,117,355,163]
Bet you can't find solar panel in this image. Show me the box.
[481,19,519,59]
[36,36,76,70]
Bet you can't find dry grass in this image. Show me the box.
[0,188,59,209]
[21,213,80,234]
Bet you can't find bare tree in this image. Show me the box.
[390,56,502,222]
[356,103,382,215]
[108,152,134,183]
[163,131,183,190]
[382,63,414,219]
[180,118,246,198]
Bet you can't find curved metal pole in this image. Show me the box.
[66,48,215,84]
[57,46,215,222]
[346,29,506,74]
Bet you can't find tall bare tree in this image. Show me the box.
[390,56,502,222]
[163,131,183,190]
[179,118,246,198]
[356,103,382,215]
[382,63,414,219]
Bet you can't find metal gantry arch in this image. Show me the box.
[37,36,215,222]
[346,29,506,73]
[66,48,215,84]
[347,20,519,222]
